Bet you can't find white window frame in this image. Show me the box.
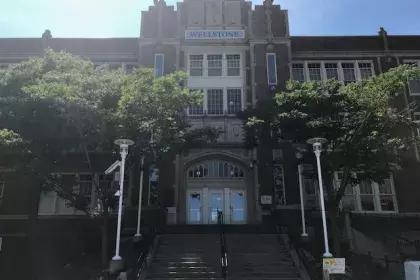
[188,88,205,116]
[186,88,244,116]
[187,53,242,78]
[226,88,243,115]
[206,88,225,116]
[187,160,245,179]
[266,53,278,85]
[154,54,165,77]
[291,62,306,82]
[404,60,420,96]
[188,54,205,77]
[56,172,96,214]
[226,53,241,77]
[291,60,375,83]
[207,54,223,77]
[124,63,138,74]
[334,172,398,213]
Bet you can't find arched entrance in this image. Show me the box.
[185,160,248,224]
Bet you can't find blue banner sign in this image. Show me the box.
[185,30,245,40]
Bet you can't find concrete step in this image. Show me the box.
[145,233,302,280]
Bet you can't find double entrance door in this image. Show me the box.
[187,188,246,224]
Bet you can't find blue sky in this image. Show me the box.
[1,0,419,38]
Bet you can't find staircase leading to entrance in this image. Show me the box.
[143,233,302,280]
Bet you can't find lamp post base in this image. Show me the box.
[300,233,309,243]
[133,233,143,242]
[109,257,124,275]
[323,252,333,258]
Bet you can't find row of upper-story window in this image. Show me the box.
[291,61,375,84]
[187,53,242,77]
[187,88,243,116]
[301,166,398,213]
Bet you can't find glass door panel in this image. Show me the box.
[187,191,202,224]
[209,191,224,224]
[230,190,246,224]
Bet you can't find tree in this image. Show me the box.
[242,64,420,256]
[0,49,219,269]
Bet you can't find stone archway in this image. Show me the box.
[177,152,256,224]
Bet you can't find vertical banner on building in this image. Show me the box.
[273,149,286,207]
[148,165,159,205]
[273,164,286,207]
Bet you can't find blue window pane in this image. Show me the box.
[266,54,277,85]
[155,54,164,77]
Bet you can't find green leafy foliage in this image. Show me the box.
[0,49,219,215]
[241,65,420,208]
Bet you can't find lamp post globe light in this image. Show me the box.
[295,148,308,239]
[110,139,134,273]
[307,137,333,258]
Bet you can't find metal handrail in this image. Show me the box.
[217,210,228,280]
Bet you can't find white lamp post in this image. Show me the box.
[110,138,134,272]
[134,156,145,241]
[307,137,333,258]
[295,150,308,238]
[134,132,153,241]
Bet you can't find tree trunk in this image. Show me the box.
[27,181,43,280]
[101,202,110,268]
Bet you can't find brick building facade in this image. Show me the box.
[1,0,420,228]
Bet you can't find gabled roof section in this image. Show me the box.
[387,36,420,51]
[0,38,43,55]
[291,36,384,52]
[48,38,139,54]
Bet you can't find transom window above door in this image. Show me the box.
[188,53,241,77]
[188,161,245,179]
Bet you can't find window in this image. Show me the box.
[405,61,420,95]
[358,62,373,79]
[336,172,356,211]
[109,64,122,70]
[207,54,223,76]
[378,179,396,211]
[359,182,375,211]
[207,89,224,115]
[79,174,93,203]
[186,88,244,116]
[291,61,374,83]
[189,55,204,76]
[125,64,137,74]
[188,89,204,115]
[188,53,241,77]
[292,63,305,82]
[155,54,164,77]
[325,63,339,80]
[308,63,322,81]
[227,55,240,76]
[334,172,397,213]
[300,164,327,209]
[266,53,278,85]
[188,161,245,179]
[227,89,242,115]
[341,62,356,85]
